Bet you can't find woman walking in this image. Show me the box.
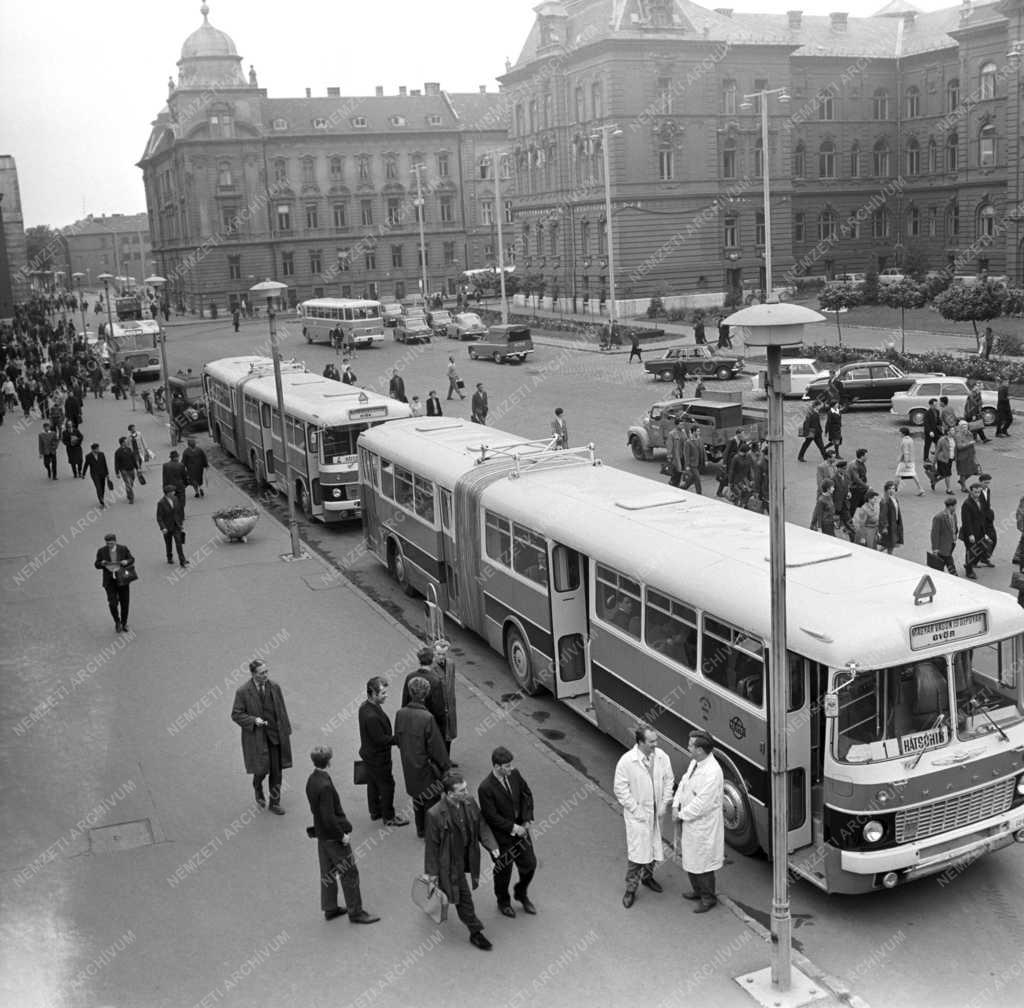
[851,490,881,548]
[931,427,955,494]
[894,427,925,496]
[61,420,84,478]
[952,420,977,491]
[994,378,1013,437]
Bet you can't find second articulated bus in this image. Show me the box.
[204,356,411,521]
[357,416,1024,894]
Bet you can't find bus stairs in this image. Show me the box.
[787,811,829,891]
[561,694,599,726]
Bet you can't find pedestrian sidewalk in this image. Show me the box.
[0,394,858,1008]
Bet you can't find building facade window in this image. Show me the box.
[310,250,322,274]
[724,215,738,248]
[947,201,960,236]
[305,204,319,229]
[282,252,294,276]
[218,161,233,188]
[818,141,835,178]
[907,206,920,237]
[947,79,960,113]
[928,206,937,237]
[575,85,585,122]
[905,86,920,118]
[754,137,763,178]
[479,156,491,180]
[276,204,291,231]
[979,124,996,167]
[439,194,454,223]
[794,212,805,242]
[333,203,347,229]
[818,209,837,241]
[443,241,456,265]
[722,79,737,115]
[657,76,673,114]
[329,156,343,181]
[360,199,374,226]
[928,138,937,173]
[755,211,765,246]
[979,203,996,237]
[357,156,371,182]
[228,255,241,280]
[504,199,514,224]
[273,158,288,184]
[947,133,959,172]
[364,251,376,271]
[480,200,494,225]
[872,89,889,120]
[387,198,401,226]
[793,142,805,177]
[819,93,834,120]
[515,104,525,135]
[850,142,861,178]
[906,138,920,175]
[722,138,736,179]
[591,82,603,119]
[873,139,890,176]
[391,244,403,268]
[658,149,674,180]
[872,208,890,239]
[437,152,449,178]
[301,156,315,185]
[384,157,398,181]
[980,62,997,100]
[581,221,591,256]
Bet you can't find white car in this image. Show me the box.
[878,268,906,285]
[890,378,998,426]
[750,358,829,399]
[449,312,487,340]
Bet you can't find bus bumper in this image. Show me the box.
[840,806,1024,885]
[323,499,360,516]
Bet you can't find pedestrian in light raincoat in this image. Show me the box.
[672,730,724,912]
[612,724,674,908]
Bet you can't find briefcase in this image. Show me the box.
[353,760,369,786]
[925,551,945,571]
[411,875,449,924]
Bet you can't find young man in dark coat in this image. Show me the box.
[930,497,960,575]
[113,436,138,504]
[478,747,536,918]
[94,532,135,632]
[960,482,990,580]
[157,485,188,566]
[425,390,443,417]
[797,403,827,462]
[357,677,408,827]
[424,771,499,950]
[161,450,189,518]
[81,442,111,508]
[395,676,450,837]
[877,481,904,555]
[181,438,208,498]
[305,746,380,924]
[231,659,292,814]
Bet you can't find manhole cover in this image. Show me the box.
[89,819,154,853]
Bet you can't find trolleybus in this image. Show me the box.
[204,356,411,521]
[298,298,385,348]
[357,416,1024,893]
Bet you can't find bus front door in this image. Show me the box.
[547,543,591,699]
[784,655,813,852]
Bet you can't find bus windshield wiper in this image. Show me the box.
[969,698,1010,742]
[909,714,947,771]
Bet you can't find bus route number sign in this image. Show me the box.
[909,611,987,651]
[349,406,388,421]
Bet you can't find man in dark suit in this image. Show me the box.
[960,482,989,580]
[922,398,942,461]
[305,746,380,924]
[402,647,451,758]
[81,442,111,508]
[94,532,135,632]
[231,660,292,814]
[161,450,188,519]
[478,746,537,918]
[157,485,188,567]
[425,390,443,417]
[395,676,450,837]
[357,676,408,827]
[930,497,959,575]
[113,436,138,504]
[976,473,997,568]
[878,481,904,555]
[388,369,407,402]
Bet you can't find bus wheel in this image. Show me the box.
[504,625,541,695]
[387,541,417,597]
[721,764,759,855]
[492,351,503,364]
[629,437,650,461]
[297,481,312,518]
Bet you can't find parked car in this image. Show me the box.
[825,273,865,288]
[803,361,938,406]
[394,316,432,344]
[952,274,1009,289]
[643,344,744,382]
[891,379,998,427]
[426,309,452,336]
[877,268,906,285]
[382,303,403,327]
[627,397,768,466]
[750,358,830,399]
[468,324,534,363]
[449,312,488,340]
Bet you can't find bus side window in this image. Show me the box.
[394,465,414,510]
[701,616,764,706]
[413,475,435,523]
[512,524,546,586]
[380,458,394,499]
[261,404,272,428]
[595,564,641,640]
[439,489,452,532]
[484,511,511,566]
[308,427,320,454]
[644,589,697,670]
[551,544,579,592]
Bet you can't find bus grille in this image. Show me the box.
[894,778,1016,844]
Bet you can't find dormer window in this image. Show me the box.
[272,117,288,130]
[428,114,442,126]
[352,116,367,128]
[390,115,407,127]
[312,117,328,129]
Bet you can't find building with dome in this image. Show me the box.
[139,4,509,313]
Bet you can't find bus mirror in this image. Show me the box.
[824,693,839,719]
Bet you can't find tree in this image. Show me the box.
[817,283,861,345]
[879,279,926,353]
[901,246,929,280]
[934,281,1008,352]
[862,270,879,306]
[24,224,61,275]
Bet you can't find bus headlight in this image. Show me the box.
[331,488,343,499]
[862,820,885,844]
[1016,776,1024,796]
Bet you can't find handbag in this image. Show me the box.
[1010,571,1024,592]
[114,564,138,585]
[456,378,465,390]
[925,551,946,571]
[968,419,984,433]
[353,760,369,786]
[411,875,449,924]
[106,478,114,490]
[137,471,146,485]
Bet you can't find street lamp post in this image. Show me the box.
[591,124,622,340]
[145,275,175,446]
[250,279,304,561]
[411,164,430,303]
[490,153,509,324]
[96,272,116,344]
[72,272,88,343]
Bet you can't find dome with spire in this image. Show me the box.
[180,3,238,59]
[176,3,246,89]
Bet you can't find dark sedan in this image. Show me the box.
[802,361,936,406]
[643,344,744,382]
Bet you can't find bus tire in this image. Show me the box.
[629,437,650,461]
[492,351,503,364]
[297,480,312,519]
[387,540,418,597]
[721,762,760,855]
[504,624,541,695]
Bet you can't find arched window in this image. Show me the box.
[549,223,558,257]
[819,92,834,121]
[528,100,537,133]
[722,136,737,179]
[818,141,836,178]
[928,138,937,173]
[754,136,764,177]
[301,156,315,185]
[906,205,920,237]
[872,89,889,120]
[575,85,585,122]
[849,142,861,178]
[906,138,920,175]
[980,62,997,100]
[479,155,491,180]
[872,207,890,239]
[793,141,806,177]
[329,156,343,181]
[978,203,996,238]
[947,133,959,172]
[873,138,890,177]
[818,209,838,241]
[722,79,737,115]
[273,158,288,184]
[946,201,959,236]
[947,79,960,113]
[591,82,603,120]
[979,123,997,167]
[515,104,525,135]
[905,86,920,118]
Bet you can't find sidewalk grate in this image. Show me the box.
[89,819,154,854]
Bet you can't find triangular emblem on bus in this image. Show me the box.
[913,575,936,606]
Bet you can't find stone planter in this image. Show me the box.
[211,507,259,542]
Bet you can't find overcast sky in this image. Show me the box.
[2,0,951,228]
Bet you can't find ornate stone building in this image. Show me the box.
[500,0,1024,308]
[139,4,508,313]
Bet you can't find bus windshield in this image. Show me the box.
[321,424,367,462]
[834,635,1023,763]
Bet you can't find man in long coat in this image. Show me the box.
[231,659,293,814]
[395,676,450,837]
[673,730,725,913]
[357,676,408,827]
[612,724,674,908]
[960,481,990,580]
[181,438,208,498]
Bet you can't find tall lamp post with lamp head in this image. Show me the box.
[72,272,88,343]
[483,151,510,324]
[411,164,430,304]
[250,278,305,561]
[590,124,622,341]
[96,272,116,343]
[145,275,174,445]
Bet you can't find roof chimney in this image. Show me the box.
[305,87,311,98]
[375,85,384,97]
[424,82,441,96]
[327,87,340,97]
[902,11,916,27]
[479,84,487,94]
[398,86,407,97]
[410,89,421,96]
[830,12,848,31]
[787,10,802,29]
[960,0,972,22]
[714,8,733,16]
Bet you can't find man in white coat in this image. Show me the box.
[612,724,675,908]
[673,730,725,913]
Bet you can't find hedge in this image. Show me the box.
[803,344,1024,385]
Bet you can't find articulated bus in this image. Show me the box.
[299,298,385,348]
[203,356,411,521]
[357,417,1024,893]
[107,320,161,379]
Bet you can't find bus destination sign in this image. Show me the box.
[909,611,987,651]
[349,406,389,421]
[898,724,950,756]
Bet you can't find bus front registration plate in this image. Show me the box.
[909,612,987,652]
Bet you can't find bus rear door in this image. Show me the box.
[547,542,591,700]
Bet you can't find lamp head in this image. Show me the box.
[777,91,791,104]
[739,99,753,112]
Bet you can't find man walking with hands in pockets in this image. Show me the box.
[673,730,725,913]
